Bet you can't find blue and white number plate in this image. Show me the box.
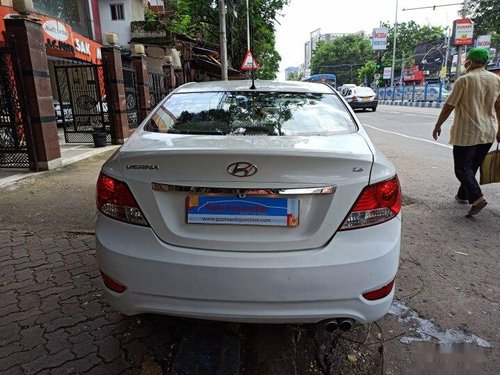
[186,195,299,227]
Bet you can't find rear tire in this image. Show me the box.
[372,107,377,112]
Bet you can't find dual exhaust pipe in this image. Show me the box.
[321,318,355,332]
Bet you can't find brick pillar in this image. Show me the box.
[131,55,150,122]
[5,17,61,171]
[101,47,129,144]
[163,61,175,91]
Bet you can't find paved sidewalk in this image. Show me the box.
[0,129,119,188]
[0,226,184,374]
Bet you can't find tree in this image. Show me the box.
[469,0,500,49]
[357,61,376,85]
[469,0,500,37]
[169,0,290,79]
[310,34,373,86]
[287,71,303,81]
[380,21,445,68]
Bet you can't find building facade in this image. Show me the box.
[98,0,145,47]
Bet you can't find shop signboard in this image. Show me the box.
[475,35,491,50]
[0,7,102,63]
[41,17,102,62]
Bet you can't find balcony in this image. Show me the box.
[130,21,173,45]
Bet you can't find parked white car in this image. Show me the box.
[95,80,401,328]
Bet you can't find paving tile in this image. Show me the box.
[0,346,48,372]
[21,349,75,375]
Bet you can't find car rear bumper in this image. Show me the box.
[95,214,401,323]
[349,101,378,109]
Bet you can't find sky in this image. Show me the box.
[275,0,465,79]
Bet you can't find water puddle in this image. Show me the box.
[389,301,492,348]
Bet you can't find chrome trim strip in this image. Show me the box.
[151,183,335,195]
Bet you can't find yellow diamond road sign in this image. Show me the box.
[241,50,259,71]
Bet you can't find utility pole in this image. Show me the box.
[390,0,398,87]
[442,28,451,81]
[455,0,469,78]
[218,0,228,80]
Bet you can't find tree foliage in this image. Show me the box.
[287,71,303,81]
[308,22,445,86]
[310,34,372,85]
[380,21,445,68]
[168,0,290,79]
[357,61,376,84]
[469,0,500,38]
[469,0,500,49]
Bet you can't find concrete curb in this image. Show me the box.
[379,100,444,108]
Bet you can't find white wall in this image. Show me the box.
[99,0,144,47]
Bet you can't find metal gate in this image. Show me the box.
[148,72,168,108]
[0,46,35,169]
[54,64,111,143]
[123,65,139,129]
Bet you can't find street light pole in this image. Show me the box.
[390,0,398,87]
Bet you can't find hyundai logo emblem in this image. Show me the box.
[227,162,258,177]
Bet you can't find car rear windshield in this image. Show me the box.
[354,88,375,96]
[144,91,357,136]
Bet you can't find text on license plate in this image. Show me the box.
[186,195,299,227]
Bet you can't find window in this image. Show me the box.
[110,4,125,21]
[144,91,357,136]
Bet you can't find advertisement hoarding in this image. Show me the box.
[452,18,474,46]
[372,28,388,50]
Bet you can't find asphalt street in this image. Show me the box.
[0,105,498,374]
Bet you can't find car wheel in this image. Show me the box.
[372,107,377,112]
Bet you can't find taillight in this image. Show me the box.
[351,96,358,102]
[100,270,127,293]
[362,279,395,300]
[340,175,401,230]
[96,172,149,226]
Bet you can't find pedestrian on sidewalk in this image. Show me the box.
[432,47,500,217]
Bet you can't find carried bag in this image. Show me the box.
[480,143,500,185]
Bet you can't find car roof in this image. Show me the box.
[173,80,336,94]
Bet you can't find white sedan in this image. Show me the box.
[95,80,401,329]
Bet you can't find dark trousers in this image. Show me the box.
[453,143,492,203]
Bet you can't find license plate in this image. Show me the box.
[186,195,299,227]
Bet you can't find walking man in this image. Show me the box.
[432,47,500,217]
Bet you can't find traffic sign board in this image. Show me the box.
[240,50,259,70]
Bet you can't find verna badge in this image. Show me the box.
[126,164,160,170]
[227,162,257,177]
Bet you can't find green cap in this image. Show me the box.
[466,47,490,63]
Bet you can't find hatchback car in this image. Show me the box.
[343,86,378,111]
[95,80,401,325]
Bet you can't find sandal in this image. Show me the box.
[465,200,487,218]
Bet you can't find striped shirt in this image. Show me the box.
[445,67,500,146]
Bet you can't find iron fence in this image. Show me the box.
[0,46,35,169]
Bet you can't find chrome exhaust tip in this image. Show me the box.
[338,318,355,331]
[322,319,339,333]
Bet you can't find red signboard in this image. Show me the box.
[0,6,102,63]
